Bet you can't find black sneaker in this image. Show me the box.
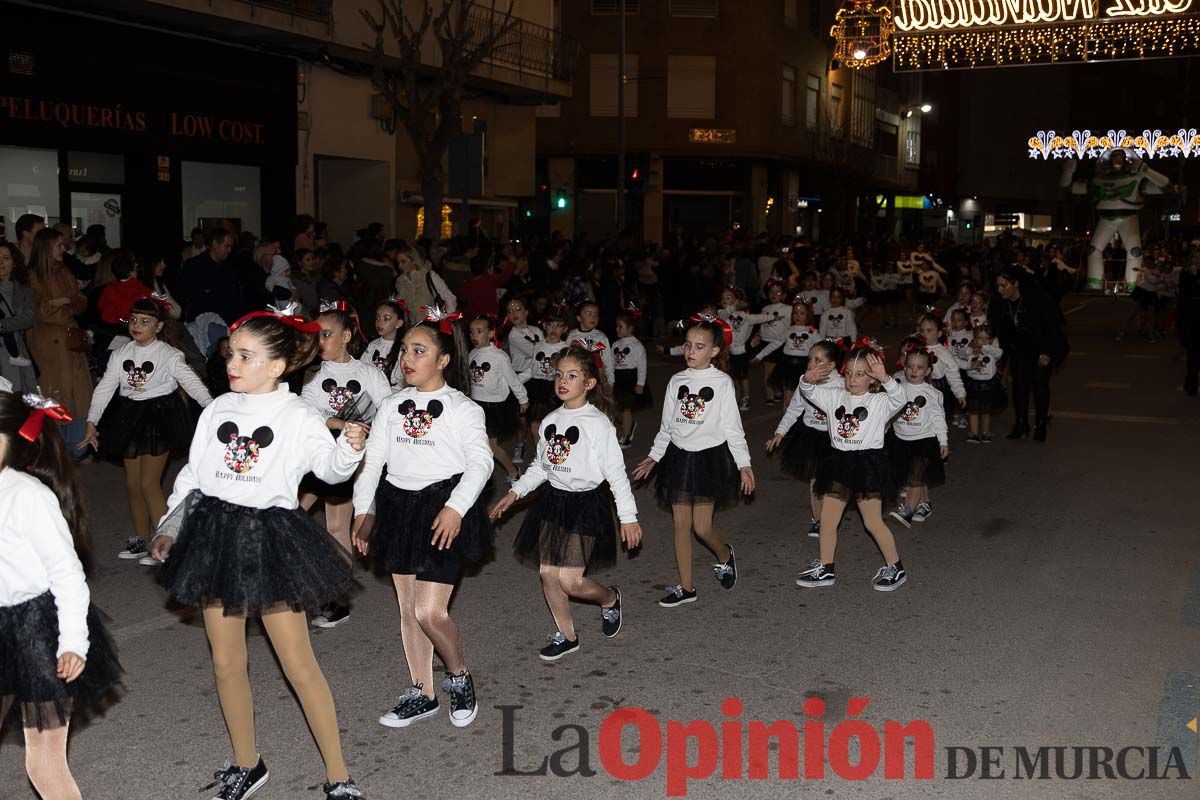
[378,684,439,728]
[658,585,697,607]
[601,588,622,638]
[807,519,820,539]
[539,632,581,661]
[312,602,351,629]
[713,545,737,590]
[201,756,269,800]
[118,535,148,560]
[796,559,836,588]
[323,778,366,799]
[889,506,914,529]
[441,670,478,727]
[872,560,907,592]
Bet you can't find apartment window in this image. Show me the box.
[781,65,796,126]
[667,55,717,119]
[849,68,875,147]
[670,0,718,16]
[805,74,819,131]
[589,53,638,117]
[784,0,798,27]
[591,0,639,12]
[829,82,844,131]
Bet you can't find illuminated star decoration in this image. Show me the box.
[1028,129,1200,160]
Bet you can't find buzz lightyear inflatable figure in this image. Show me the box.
[1061,148,1170,290]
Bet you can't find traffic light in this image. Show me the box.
[554,191,569,211]
[625,163,646,197]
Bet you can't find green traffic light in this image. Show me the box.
[555,195,567,210]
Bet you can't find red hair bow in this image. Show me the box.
[625,303,643,320]
[571,338,607,370]
[18,393,72,442]
[895,337,936,370]
[689,313,733,348]
[230,302,322,334]
[421,305,463,334]
[135,291,174,315]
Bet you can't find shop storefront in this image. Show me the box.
[0,3,295,260]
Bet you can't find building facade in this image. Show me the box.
[534,0,923,243]
[1,0,575,253]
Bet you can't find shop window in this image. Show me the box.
[416,204,454,240]
[590,54,639,117]
[181,161,261,238]
[0,145,61,229]
[67,152,124,184]
[667,55,716,119]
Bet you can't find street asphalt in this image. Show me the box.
[3,294,1199,799]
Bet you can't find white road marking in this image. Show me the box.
[1064,300,1096,316]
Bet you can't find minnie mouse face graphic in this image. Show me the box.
[834,405,868,438]
[398,398,442,439]
[812,408,827,423]
[971,356,992,371]
[826,313,846,327]
[729,313,747,330]
[543,423,580,465]
[523,333,542,344]
[677,385,715,420]
[788,331,811,348]
[469,360,491,384]
[371,349,388,370]
[122,359,154,390]
[901,395,926,422]
[217,422,273,474]
[534,352,554,378]
[321,378,361,413]
[614,346,631,367]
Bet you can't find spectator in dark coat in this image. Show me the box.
[177,228,242,324]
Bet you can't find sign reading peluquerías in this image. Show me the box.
[893,0,1194,32]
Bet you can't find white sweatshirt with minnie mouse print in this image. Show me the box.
[510,403,638,523]
[467,343,529,404]
[957,341,1004,381]
[891,381,948,446]
[798,375,905,451]
[648,366,751,468]
[946,328,973,363]
[757,303,791,343]
[774,372,843,436]
[818,306,858,341]
[507,324,546,376]
[353,384,492,517]
[518,340,570,383]
[925,340,967,400]
[719,307,771,356]
[0,468,91,658]
[302,357,394,423]
[612,336,647,386]
[566,328,615,382]
[360,336,406,387]
[757,324,819,360]
[161,386,363,522]
[86,339,213,424]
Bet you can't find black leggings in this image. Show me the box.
[1009,353,1051,424]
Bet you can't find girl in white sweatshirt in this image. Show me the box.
[468,315,529,483]
[150,307,370,800]
[818,287,858,343]
[0,392,122,799]
[490,345,642,661]
[958,324,1006,444]
[755,301,818,408]
[888,344,949,528]
[611,310,651,447]
[632,315,755,608]
[360,298,406,387]
[503,296,545,466]
[80,296,213,564]
[352,309,493,732]
[916,313,967,427]
[794,342,908,592]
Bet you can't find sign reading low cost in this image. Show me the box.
[169,112,265,145]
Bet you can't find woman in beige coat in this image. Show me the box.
[28,228,92,453]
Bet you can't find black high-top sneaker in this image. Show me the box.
[378,683,439,728]
[795,559,836,588]
[442,670,478,727]
[872,560,908,592]
[201,756,268,800]
[601,587,622,638]
[713,545,737,590]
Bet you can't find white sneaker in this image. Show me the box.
[118,536,149,560]
[738,397,750,412]
[138,554,162,566]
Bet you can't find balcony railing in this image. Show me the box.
[467,7,577,85]
[235,0,332,22]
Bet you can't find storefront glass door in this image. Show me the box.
[71,191,123,247]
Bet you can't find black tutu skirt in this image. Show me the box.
[729,352,750,381]
[964,375,1007,414]
[1131,286,1159,308]
[931,376,959,422]
[814,447,897,503]
[525,380,560,421]
[778,422,830,481]
[157,491,355,616]
[888,435,945,489]
[655,442,742,510]
[512,486,617,572]
[477,393,520,438]
[371,476,493,579]
[0,592,122,731]
[773,355,808,391]
[97,393,193,460]
[613,369,653,412]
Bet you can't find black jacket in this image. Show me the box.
[988,282,1069,366]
